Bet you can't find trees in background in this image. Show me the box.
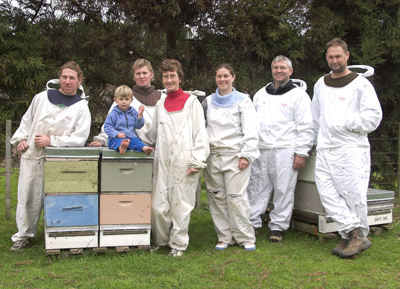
[2,0,398,110]
[1,0,400,187]
[189,0,309,95]
[0,1,55,122]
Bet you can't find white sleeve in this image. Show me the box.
[345,80,382,134]
[92,130,108,146]
[10,93,42,146]
[237,98,260,163]
[311,83,321,145]
[188,100,210,169]
[252,91,260,110]
[294,91,314,157]
[142,102,160,148]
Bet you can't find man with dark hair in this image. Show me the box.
[10,61,91,251]
[311,38,382,258]
[247,55,314,243]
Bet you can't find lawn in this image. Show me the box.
[0,170,399,288]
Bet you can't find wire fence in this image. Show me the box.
[1,120,399,197]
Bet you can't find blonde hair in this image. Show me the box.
[132,59,154,81]
[114,85,133,99]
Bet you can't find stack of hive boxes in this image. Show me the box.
[99,149,152,248]
[43,147,100,250]
[43,147,153,251]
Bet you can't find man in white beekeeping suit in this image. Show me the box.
[247,55,314,243]
[10,61,91,251]
[311,38,382,258]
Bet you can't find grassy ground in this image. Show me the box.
[0,170,399,288]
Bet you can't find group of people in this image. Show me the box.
[10,38,382,259]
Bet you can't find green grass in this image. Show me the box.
[0,170,399,288]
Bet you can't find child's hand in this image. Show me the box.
[138,105,145,118]
[117,133,126,138]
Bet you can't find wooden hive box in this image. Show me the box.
[45,226,99,250]
[100,149,153,193]
[99,224,150,247]
[44,147,101,194]
[44,194,99,227]
[99,194,151,225]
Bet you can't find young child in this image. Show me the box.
[104,85,154,155]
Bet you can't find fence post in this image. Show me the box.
[5,120,11,220]
[398,121,400,198]
[196,172,202,209]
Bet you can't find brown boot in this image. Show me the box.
[269,231,282,243]
[339,228,372,258]
[332,238,348,256]
[254,228,260,237]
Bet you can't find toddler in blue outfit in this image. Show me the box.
[104,85,154,155]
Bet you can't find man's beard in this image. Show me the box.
[330,63,346,74]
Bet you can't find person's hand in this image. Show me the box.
[293,155,306,171]
[34,134,50,147]
[138,105,145,118]
[89,141,103,147]
[187,167,199,175]
[17,140,29,152]
[238,157,250,170]
[117,133,126,138]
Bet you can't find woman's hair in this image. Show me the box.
[159,59,185,86]
[214,63,235,77]
[114,85,133,99]
[132,59,154,81]
[58,61,84,81]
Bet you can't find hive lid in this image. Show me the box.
[45,147,100,159]
[101,148,154,160]
[367,188,394,201]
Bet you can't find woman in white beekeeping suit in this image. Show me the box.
[202,63,260,251]
[144,59,210,258]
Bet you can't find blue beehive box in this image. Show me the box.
[44,193,98,227]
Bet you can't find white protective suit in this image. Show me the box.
[203,95,260,246]
[247,81,314,231]
[311,73,382,238]
[10,80,91,242]
[93,93,166,145]
[144,94,210,251]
